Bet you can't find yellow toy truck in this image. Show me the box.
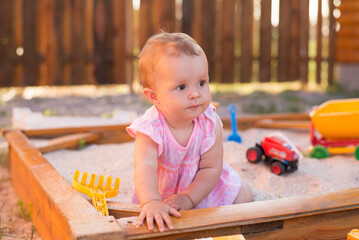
[309,98,359,160]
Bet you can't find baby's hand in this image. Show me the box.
[164,193,194,211]
[138,200,181,232]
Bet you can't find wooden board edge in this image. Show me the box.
[118,188,359,239]
[4,130,125,240]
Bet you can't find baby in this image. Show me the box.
[127,32,252,232]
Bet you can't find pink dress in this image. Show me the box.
[126,104,241,208]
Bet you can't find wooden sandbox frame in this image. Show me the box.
[3,113,359,239]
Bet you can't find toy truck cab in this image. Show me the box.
[246,136,299,175]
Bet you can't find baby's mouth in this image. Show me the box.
[188,104,201,109]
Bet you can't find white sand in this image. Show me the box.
[41,128,359,204]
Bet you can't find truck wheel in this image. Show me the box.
[310,145,330,159]
[246,146,263,163]
[355,145,359,161]
[271,161,286,175]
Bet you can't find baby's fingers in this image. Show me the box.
[146,213,155,231]
[137,211,146,226]
[162,213,174,230]
[169,207,181,217]
[154,214,165,232]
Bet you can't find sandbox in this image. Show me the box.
[3,112,359,239]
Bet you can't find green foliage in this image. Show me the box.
[78,139,86,149]
[278,91,308,113]
[242,91,278,114]
[325,83,359,99]
[15,199,32,221]
[243,100,277,114]
[43,108,59,117]
[0,201,7,240]
[0,149,8,168]
[101,112,114,119]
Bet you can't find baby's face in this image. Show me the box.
[152,52,211,124]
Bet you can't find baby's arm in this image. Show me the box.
[134,132,181,232]
[165,115,223,209]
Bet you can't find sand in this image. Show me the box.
[38,127,359,204]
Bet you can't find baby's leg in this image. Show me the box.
[233,180,253,204]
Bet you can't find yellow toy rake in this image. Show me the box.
[72,170,120,216]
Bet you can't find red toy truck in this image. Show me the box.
[246,135,299,175]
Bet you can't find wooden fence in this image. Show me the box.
[0,0,338,87]
[335,0,359,63]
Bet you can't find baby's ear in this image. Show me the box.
[143,88,157,104]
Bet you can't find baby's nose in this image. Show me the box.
[189,89,200,99]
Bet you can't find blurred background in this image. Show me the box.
[1,0,358,91]
[1,2,359,239]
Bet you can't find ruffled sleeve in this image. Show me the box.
[200,103,223,155]
[126,106,164,155]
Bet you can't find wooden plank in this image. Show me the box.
[252,120,311,130]
[113,0,126,84]
[316,0,322,84]
[23,0,38,86]
[139,0,153,48]
[221,0,235,83]
[336,51,359,63]
[336,27,359,38]
[259,0,272,83]
[37,132,102,153]
[37,0,47,85]
[335,38,359,51]
[84,0,96,84]
[4,130,125,239]
[240,0,253,83]
[13,0,23,86]
[337,14,359,25]
[234,0,242,84]
[104,0,114,84]
[328,0,335,85]
[191,0,202,43]
[181,0,193,35]
[71,0,85,84]
[189,0,216,82]
[222,112,309,124]
[338,0,359,11]
[94,0,107,84]
[119,209,359,239]
[107,201,141,218]
[37,0,57,86]
[277,0,291,82]
[299,0,309,84]
[125,0,134,91]
[289,0,300,81]
[22,124,127,137]
[21,124,133,144]
[0,0,14,86]
[221,112,310,130]
[152,0,175,33]
[118,188,359,239]
[58,0,72,85]
[243,210,359,240]
[200,0,216,82]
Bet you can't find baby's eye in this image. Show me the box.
[199,80,206,86]
[176,85,186,91]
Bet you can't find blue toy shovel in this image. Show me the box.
[227,104,242,143]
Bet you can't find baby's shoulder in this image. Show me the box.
[140,105,160,121]
[200,103,220,126]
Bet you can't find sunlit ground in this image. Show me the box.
[0,81,330,102]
